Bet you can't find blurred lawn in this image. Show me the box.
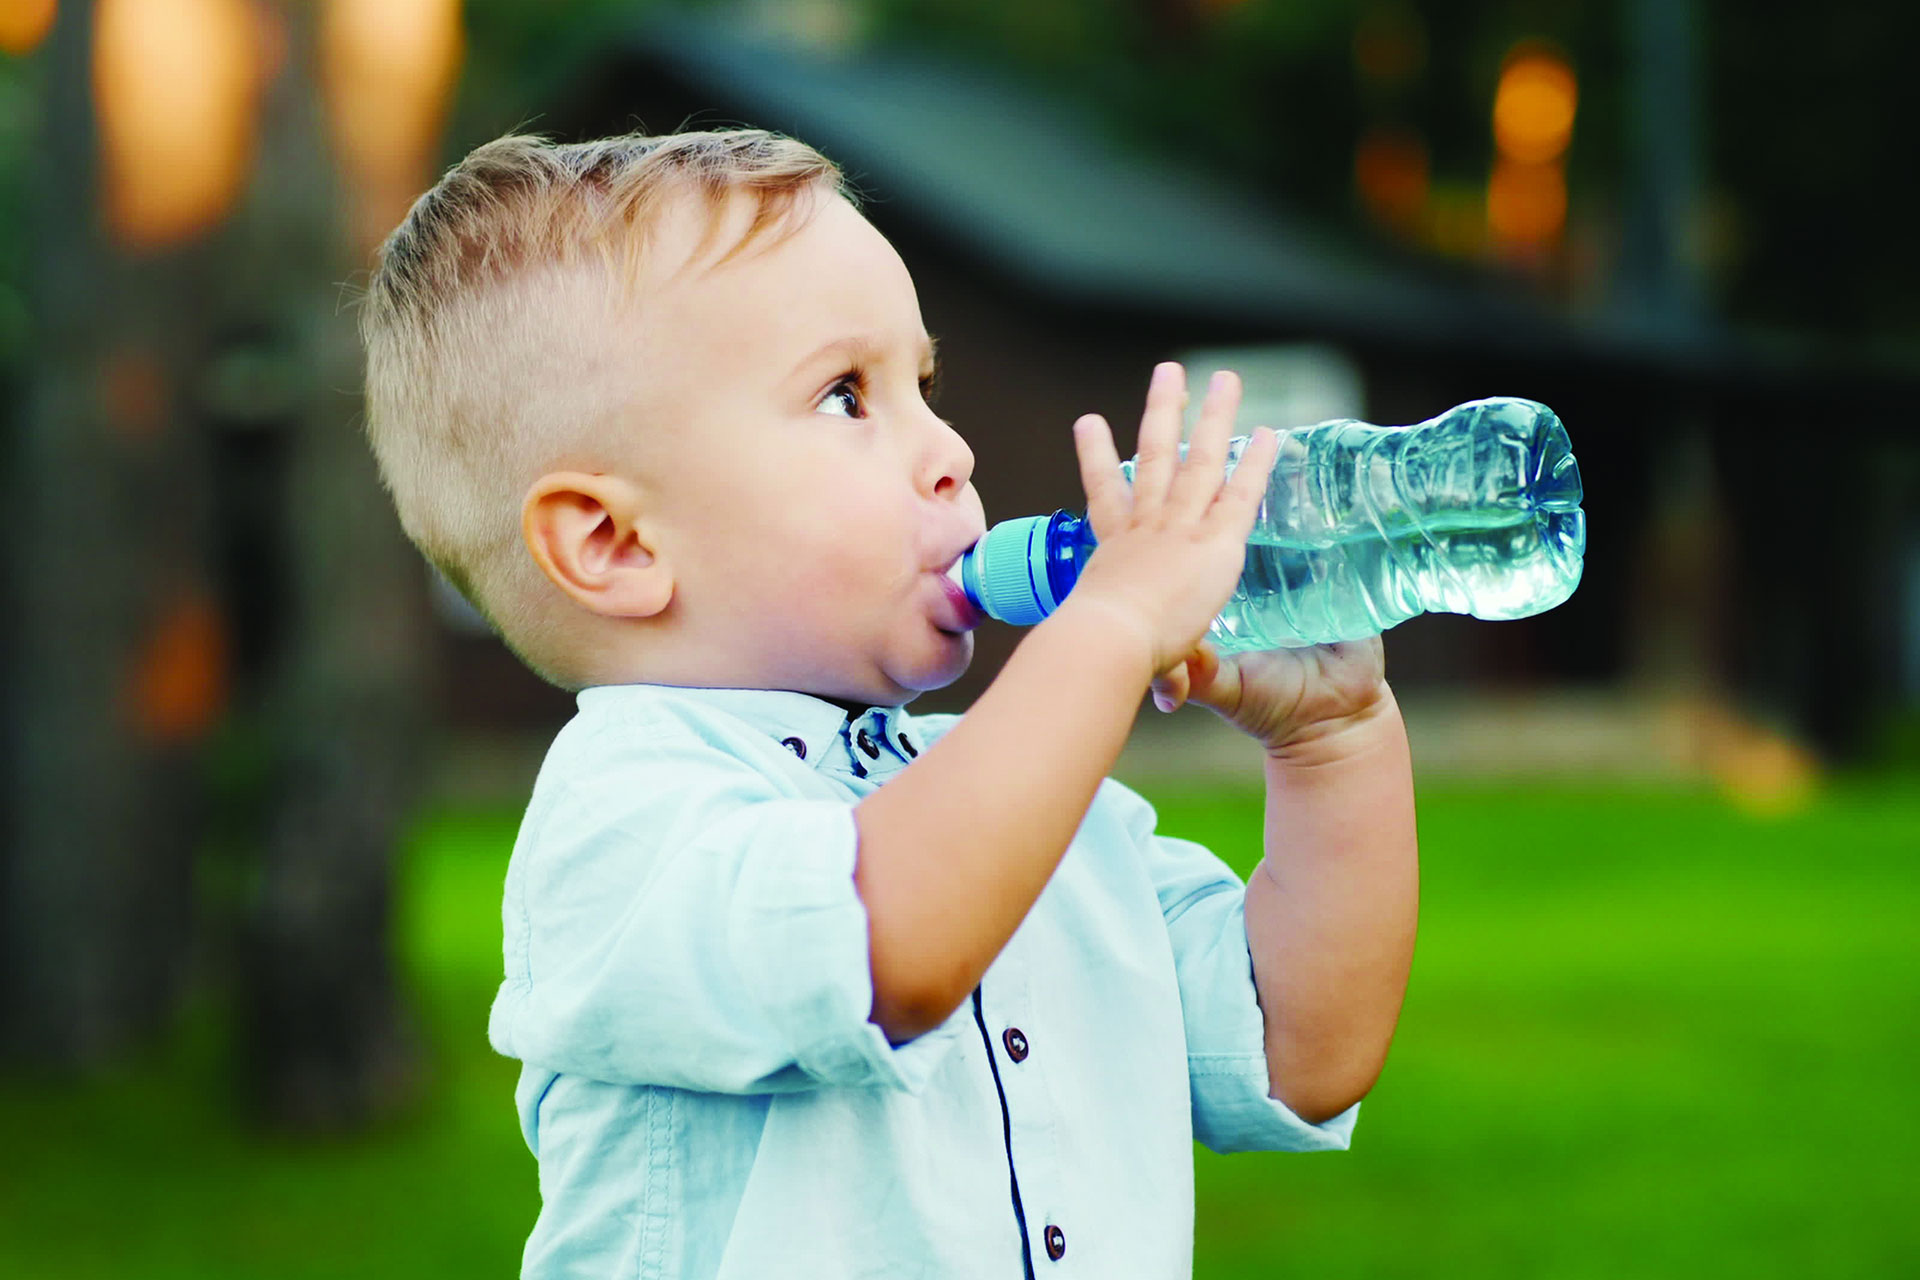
[1,777,1915,1278]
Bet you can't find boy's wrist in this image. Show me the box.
[1042,593,1159,693]
[1262,686,1403,767]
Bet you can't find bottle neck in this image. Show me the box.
[1043,509,1098,609]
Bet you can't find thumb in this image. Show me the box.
[1150,661,1190,713]
[1181,642,1239,713]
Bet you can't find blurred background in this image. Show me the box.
[1,0,1915,1276]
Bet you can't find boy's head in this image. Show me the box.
[361,129,984,704]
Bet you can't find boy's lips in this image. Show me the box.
[934,570,985,633]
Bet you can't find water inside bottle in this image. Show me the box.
[1212,504,1587,649]
[1108,395,1586,649]
[1206,402,1587,650]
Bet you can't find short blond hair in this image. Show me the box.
[358,127,854,685]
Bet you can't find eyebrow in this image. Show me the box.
[790,332,942,384]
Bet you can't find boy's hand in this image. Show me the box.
[1150,636,1392,757]
[1063,362,1279,679]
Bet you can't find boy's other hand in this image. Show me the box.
[1150,636,1393,758]
[1062,362,1278,680]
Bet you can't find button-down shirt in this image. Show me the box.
[489,683,1357,1279]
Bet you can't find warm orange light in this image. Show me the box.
[0,0,57,55]
[320,0,465,255]
[1487,155,1566,248]
[93,0,262,252]
[1354,125,1429,235]
[1493,45,1577,164]
[130,589,228,742]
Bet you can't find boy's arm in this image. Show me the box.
[1148,634,1418,1126]
[1243,691,1418,1124]
[856,363,1280,1043]
[854,597,1151,1041]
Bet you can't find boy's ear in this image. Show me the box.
[522,472,674,619]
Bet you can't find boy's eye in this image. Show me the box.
[815,369,943,420]
[818,375,863,419]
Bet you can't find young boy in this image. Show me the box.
[360,128,1418,1279]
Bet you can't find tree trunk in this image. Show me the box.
[1,0,211,1068]
[224,1,432,1130]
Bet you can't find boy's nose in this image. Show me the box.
[918,412,974,501]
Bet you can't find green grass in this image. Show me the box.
[1174,780,1920,1279]
[1,778,1915,1278]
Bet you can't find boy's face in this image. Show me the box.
[611,189,986,706]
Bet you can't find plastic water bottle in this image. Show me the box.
[948,396,1586,651]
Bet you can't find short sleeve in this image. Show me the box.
[1101,778,1359,1154]
[488,723,968,1095]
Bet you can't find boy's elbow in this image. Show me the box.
[1271,1081,1368,1126]
[1265,1024,1394,1123]
[868,968,967,1047]
[868,992,945,1047]
[1267,1054,1383,1124]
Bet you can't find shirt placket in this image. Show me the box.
[841,706,1076,1268]
[978,916,1073,1272]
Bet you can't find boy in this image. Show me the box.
[360,128,1417,1279]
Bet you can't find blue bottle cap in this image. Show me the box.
[972,514,1058,625]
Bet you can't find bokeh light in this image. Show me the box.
[0,0,56,56]
[1488,42,1575,251]
[1487,154,1566,247]
[130,588,228,742]
[1492,44,1577,165]
[92,0,264,252]
[319,0,464,255]
[1354,124,1429,234]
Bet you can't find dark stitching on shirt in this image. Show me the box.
[973,986,1036,1279]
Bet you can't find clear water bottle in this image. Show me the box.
[948,396,1587,651]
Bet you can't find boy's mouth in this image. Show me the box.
[934,561,985,633]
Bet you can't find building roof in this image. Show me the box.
[601,8,1737,372]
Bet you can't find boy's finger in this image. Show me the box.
[1168,369,1239,519]
[1128,362,1185,519]
[1072,413,1128,531]
[1215,425,1279,533]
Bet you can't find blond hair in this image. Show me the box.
[358,127,855,686]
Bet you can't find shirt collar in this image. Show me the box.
[575,683,920,774]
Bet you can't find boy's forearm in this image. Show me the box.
[1244,691,1418,1123]
[855,599,1151,1042]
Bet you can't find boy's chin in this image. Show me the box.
[916,632,976,690]
[795,641,972,711]
[876,633,975,704]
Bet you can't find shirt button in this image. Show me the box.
[855,727,880,759]
[780,736,807,760]
[1044,1225,1066,1260]
[1002,1026,1028,1063]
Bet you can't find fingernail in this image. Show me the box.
[1210,370,1230,393]
[1153,692,1173,713]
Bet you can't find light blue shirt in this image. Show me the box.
[489,683,1356,1279]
